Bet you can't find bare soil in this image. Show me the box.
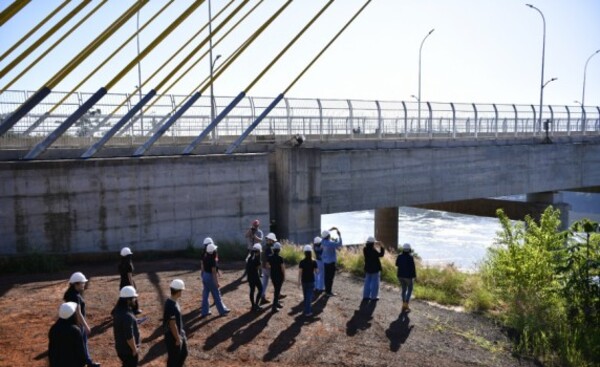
[0,258,537,367]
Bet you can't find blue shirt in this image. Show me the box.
[321,238,342,263]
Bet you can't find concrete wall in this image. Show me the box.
[0,154,269,255]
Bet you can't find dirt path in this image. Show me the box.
[0,259,536,367]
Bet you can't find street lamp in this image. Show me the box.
[417,28,434,132]
[210,53,221,125]
[208,0,217,142]
[574,100,582,106]
[526,4,547,134]
[582,49,600,107]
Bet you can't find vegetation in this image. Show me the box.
[0,252,65,274]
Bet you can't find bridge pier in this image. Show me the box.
[526,191,570,230]
[374,207,399,251]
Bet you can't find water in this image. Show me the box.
[322,192,600,271]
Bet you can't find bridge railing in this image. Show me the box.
[0,90,599,150]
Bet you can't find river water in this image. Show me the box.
[321,192,600,271]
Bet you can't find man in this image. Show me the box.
[164,279,187,367]
[113,286,140,367]
[260,232,277,304]
[321,227,343,297]
[48,302,87,367]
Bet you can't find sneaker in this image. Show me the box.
[136,316,148,325]
[259,298,270,305]
[271,307,279,313]
[88,363,101,367]
[304,312,313,317]
[279,294,287,299]
[252,305,262,312]
[220,309,231,316]
[133,309,143,315]
[276,303,284,309]
[325,292,336,297]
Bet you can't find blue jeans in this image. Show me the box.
[315,260,325,291]
[302,281,314,315]
[399,277,413,302]
[82,328,92,364]
[201,272,228,315]
[363,272,381,299]
[261,268,270,298]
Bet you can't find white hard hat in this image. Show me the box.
[69,272,88,284]
[203,237,214,246]
[58,302,78,319]
[321,230,330,238]
[206,243,218,254]
[303,244,313,253]
[273,242,282,250]
[266,232,277,241]
[120,285,138,298]
[170,279,185,290]
[366,236,376,243]
[252,243,262,252]
[403,243,412,252]
[313,236,322,244]
[120,247,133,257]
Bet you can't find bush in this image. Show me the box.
[0,252,65,274]
[279,241,304,265]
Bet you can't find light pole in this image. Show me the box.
[417,28,434,132]
[210,53,221,123]
[582,49,600,107]
[526,4,546,134]
[208,0,217,141]
[136,10,143,134]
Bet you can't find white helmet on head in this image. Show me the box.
[252,243,262,252]
[120,285,138,298]
[366,236,376,243]
[170,279,185,290]
[403,243,412,252]
[69,272,88,284]
[313,236,322,244]
[203,237,214,246]
[206,243,218,254]
[303,244,313,253]
[120,247,133,257]
[273,242,282,250]
[266,232,277,241]
[321,230,330,238]
[58,302,78,319]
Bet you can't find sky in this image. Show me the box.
[1,0,599,107]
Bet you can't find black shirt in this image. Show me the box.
[119,261,134,289]
[113,304,139,356]
[268,254,284,281]
[245,255,261,281]
[64,287,86,317]
[299,258,317,283]
[163,298,184,338]
[48,318,86,367]
[202,255,217,274]
[395,253,417,278]
[363,245,385,273]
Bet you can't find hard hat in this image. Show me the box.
[366,236,376,243]
[321,230,330,238]
[120,286,138,298]
[266,232,277,241]
[403,243,412,252]
[170,279,185,290]
[252,243,262,252]
[313,236,322,244]
[120,247,133,257]
[252,219,260,227]
[303,245,313,253]
[273,242,282,250]
[203,237,214,246]
[58,302,78,319]
[206,243,218,254]
[69,272,88,284]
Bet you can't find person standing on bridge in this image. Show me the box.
[321,227,343,297]
[396,243,417,312]
[243,220,264,279]
[363,236,385,301]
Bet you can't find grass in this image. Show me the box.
[0,252,65,274]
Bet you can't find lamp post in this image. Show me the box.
[582,49,600,107]
[136,10,143,134]
[417,28,434,132]
[210,53,221,124]
[526,4,547,134]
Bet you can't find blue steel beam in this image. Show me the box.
[0,87,51,136]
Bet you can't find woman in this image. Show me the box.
[268,242,286,312]
[201,243,230,317]
[48,302,86,367]
[396,243,417,312]
[246,243,263,311]
[313,236,324,294]
[298,245,318,317]
[119,247,141,315]
[363,236,385,301]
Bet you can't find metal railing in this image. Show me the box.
[0,89,599,151]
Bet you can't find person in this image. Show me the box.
[363,236,385,301]
[268,242,286,312]
[243,219,264,277]
[63,272,100,367]
[246,243,263,311]
[298,245,318,316]
[112,286,140,367]
[48,302,87,367]
[199,237,213,273]
[396,243,417,312]
[259,232,277,304]
[118,247,142,315]
[312,236,325,294]
[201,243,230,317]
[321,227,343,297]
[163,279,187,367]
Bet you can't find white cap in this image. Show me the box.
[170,279,185,290]
[206,243,218,254]
[303,244,313,252]
[69,272,88,284]
[403,243,412,252]
[120,247,133,257]
[120,285,138,298]
[266,232,277,241]
[273,242,282,250]
[313,236,322,244]
[366,236,376,243]
[203,237,214,246]
[252,243,262,251]
[321,230,330,238]
[58,302,78,319]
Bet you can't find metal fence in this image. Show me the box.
[1,89,599,151]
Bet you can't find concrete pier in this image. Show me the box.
[374,207,399,250]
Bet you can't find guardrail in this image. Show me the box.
[1,89,599,151]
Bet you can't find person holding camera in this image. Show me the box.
[321,227,343,297]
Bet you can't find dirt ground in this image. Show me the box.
[0,258,537,367]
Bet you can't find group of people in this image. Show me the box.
[47,220,417,367]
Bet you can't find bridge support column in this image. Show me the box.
[275,146,321,244]
[526,191,570,230]
[375,207,398,251]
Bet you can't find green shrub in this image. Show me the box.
[280,241,304,265]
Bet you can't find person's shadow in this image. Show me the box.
[385,311,413,352]
[346,299,377,336]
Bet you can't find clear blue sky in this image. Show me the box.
[1,0,599,106]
